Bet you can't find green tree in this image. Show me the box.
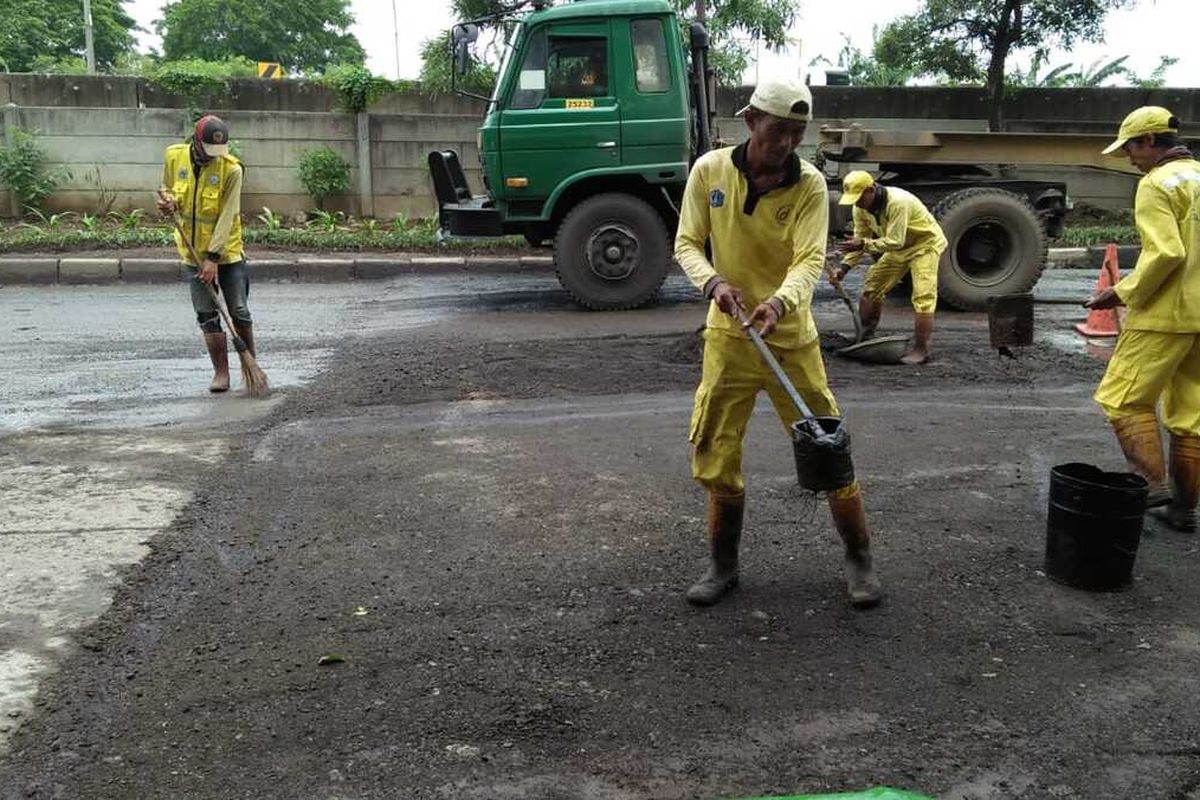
[674,0,799,85]
[0,0,137,73]
[874,0,1133,130]
[156,0,365,73]
[418,0,509,95]
[810,31,914,87]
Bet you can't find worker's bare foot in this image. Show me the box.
[900,346,930,365]
[209,370,230,393]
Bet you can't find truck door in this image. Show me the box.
[499,20,620,216]
[616,16,689,175]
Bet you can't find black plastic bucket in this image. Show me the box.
[1045,462,1148,591]
[791,417,855,493]
[987,293,1034,350]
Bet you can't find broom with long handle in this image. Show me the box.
[158,189,269,398]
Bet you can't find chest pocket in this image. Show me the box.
[200,186,221,217]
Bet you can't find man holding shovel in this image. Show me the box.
[832,171,946,364]
[674,78,883,609]
[1086,106,1200,532]
[156,114,255,393]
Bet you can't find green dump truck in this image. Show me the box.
[428,0,1069,311]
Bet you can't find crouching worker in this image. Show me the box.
[674,78,883,609]
[156,114,254,393]
[1088,106,1200,532]
[833,171,946,364]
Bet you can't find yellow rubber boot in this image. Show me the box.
[1159,434,1200,532]
[1111,413,1171,508]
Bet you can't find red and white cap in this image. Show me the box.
[194,115,231,157]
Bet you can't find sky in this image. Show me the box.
[122,0,1200,87]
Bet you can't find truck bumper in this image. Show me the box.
[441,198,504,238]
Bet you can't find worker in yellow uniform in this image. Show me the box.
[675,78,883,609]
[833,171,947,365]
[156,114,253,394]
[1087,106,1200,532]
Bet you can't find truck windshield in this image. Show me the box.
[489,23,522,108]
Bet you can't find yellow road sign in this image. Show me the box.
[257,62,283,79]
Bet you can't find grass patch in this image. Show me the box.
[0,217,528,254]
[1054,225,1139,247]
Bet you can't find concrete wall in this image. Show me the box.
[5,76,1200,218]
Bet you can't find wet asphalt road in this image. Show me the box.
[0,266,1114,776]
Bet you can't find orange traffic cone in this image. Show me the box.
[1075,243,1123,338]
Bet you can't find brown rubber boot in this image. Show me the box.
[203,332,230,393]
[827,490,883,609]
[858,295,882,342]
[686,492,745,607]
[1157,433,1200,532]
[1111,413,1171,508]
[232,322,256,357]
[900,312,935,365]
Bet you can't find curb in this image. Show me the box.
[0,246,1132,286]
[0,253,554,287]
[1045,244,1139,270]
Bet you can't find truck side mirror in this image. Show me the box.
[452,24,479,75]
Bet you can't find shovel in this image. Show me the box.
[825,260,864,342]
[737,308,855,493]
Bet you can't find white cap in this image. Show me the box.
[736,77,813,122]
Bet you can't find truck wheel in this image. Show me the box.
[932,188,1047,311]
[554,193,671,310]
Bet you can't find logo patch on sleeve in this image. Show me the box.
[709,189,725,208]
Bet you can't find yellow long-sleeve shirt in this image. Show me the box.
[841,186,946,269]
[1115,156,1200,332]
[674,144,828,348]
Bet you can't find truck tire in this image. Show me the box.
[932,188,1048,311]
[553,193,671,310]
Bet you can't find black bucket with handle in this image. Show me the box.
[791,416,855,493]
[1045,462,1148,591]
[736,310,856,494]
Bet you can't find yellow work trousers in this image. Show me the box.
[1095,329,1200,435]
[689,329,858,497]
[862,250,940,313]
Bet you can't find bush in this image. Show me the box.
[297,146,352,210]
[147,58,258,104]
[321,64,393,113]
[0,128,68,213]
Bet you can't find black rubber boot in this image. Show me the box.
[203,332,230,393]
[686,492,745,607]
[828,489,883,609]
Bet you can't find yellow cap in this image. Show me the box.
[1102,106,1179,155]
[735,77,813,122]
[839,170,875,205]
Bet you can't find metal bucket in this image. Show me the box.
[987,293,1034,350]
[791,416,855,492]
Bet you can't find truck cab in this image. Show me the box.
[430,0,703,309]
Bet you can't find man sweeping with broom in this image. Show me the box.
[674,78,883,609]
[156,114,265,396]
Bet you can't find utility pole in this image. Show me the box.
[392,0,401,80]
[695,0,705,22]
[83,0,96,74]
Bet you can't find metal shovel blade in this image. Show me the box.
[837,334,910,364]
